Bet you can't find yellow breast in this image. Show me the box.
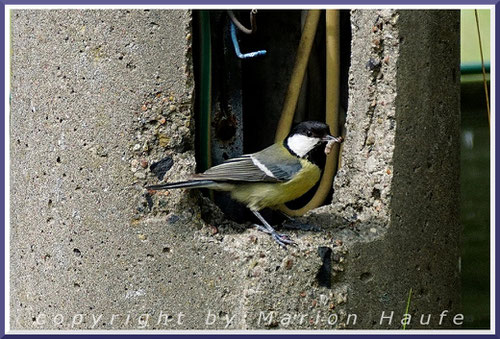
[230,159,321,211]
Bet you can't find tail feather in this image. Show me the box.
[146,180,216,190]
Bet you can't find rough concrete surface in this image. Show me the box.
[314,9,461,328]
[10,9,461,330]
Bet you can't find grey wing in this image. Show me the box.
[258,160,302,181]
[253,144,303,181]
[194,155,281,183]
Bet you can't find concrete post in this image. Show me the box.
[323,9,462,329]
[9,9,460,330]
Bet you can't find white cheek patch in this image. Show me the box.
[251,155,276,178]
[286,134,320,157]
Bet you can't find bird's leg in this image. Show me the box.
[253,224,271,234]
[279,212,321,232]
[252,211,296,248]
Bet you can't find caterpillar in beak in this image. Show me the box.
[324,136,344,155]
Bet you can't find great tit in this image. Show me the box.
[147,121,343,248]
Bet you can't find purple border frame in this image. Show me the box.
[0,1,498,338]
[0,0,498,4]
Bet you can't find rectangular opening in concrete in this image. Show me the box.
[192,9,351,222]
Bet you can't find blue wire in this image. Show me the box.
[230,22,267,59]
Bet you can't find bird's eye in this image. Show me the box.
[306,131,312,137]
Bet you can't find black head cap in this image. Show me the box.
[289,121,332,139]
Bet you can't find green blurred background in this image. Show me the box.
[459,9,491,329]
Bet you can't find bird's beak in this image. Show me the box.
[322,135,344,143]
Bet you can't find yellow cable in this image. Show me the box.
[275,10,322,142]
[278,10,341,216]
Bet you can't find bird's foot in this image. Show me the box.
[253,224,271,234]
[271,232,296,248]
[253,224,296,248]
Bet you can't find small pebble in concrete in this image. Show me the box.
[150,157,174,180]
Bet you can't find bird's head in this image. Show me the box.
[285,121,343,158]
